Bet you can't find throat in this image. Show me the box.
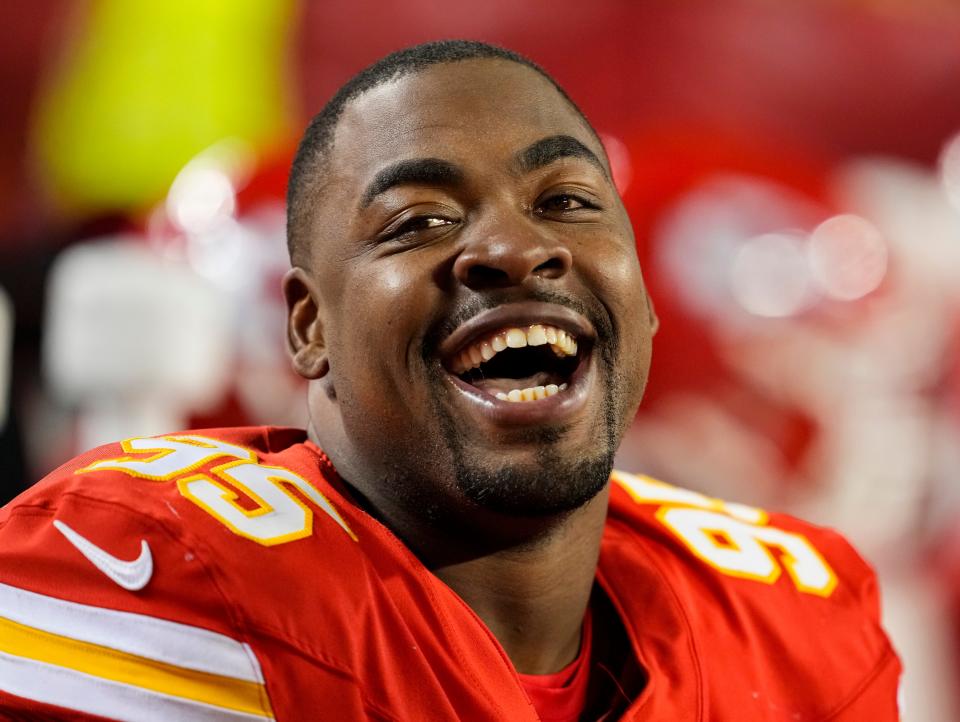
[429,492,608,675]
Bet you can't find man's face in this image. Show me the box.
[300,59,654,524]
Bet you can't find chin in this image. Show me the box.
[452,446,615,518]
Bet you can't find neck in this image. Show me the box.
[307,415,610,675]
[430,489,608,675]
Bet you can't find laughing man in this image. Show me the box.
[0,41,900,721]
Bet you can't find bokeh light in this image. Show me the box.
[939,131,960,213]
[730,232,814,318]
[808,214,888,301]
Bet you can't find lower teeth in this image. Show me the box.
[495,383,568,402]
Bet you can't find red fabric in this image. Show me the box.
[517,608,593,722]
[0,426,901,720]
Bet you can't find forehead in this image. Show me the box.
[328,59,602,192]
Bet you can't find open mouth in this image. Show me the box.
[444,323,585,403]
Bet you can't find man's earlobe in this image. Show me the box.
[283,268,330,380]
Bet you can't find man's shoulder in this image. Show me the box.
[605,469,879,601]
[0,425,367,619]
[6,426,308,501]
[0,427,326,720]
[0,425,379,718]
[603,470,900,719]
[6,426,334,525]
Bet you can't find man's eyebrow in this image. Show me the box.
[359,158,465,208]
[513,135,608,177]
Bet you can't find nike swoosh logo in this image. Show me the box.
[53,520,153,591]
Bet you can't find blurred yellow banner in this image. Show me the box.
[31,0,295,214]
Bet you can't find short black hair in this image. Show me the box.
[286,39,599,267]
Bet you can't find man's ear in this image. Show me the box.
[282,267,329,380]
[645,291,660,336]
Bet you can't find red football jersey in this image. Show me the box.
[0,427,900,721]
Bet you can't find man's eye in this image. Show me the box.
[536,194,596,214]
[387,215,457,241]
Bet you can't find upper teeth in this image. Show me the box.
[450,324,578,374]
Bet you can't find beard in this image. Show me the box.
[420,290,628,519]
[447,435,615,517]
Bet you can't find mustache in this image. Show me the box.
[421,288,617,362]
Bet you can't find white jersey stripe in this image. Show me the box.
[0,651,273,722]
[0,581,263,683]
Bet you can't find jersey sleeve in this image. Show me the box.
[789,521,903,721]
[0,472,276,722]
[607,472,903,719]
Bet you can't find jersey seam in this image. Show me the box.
[221,620,404,722]
[608,515,706,721]
[819,643,898,721]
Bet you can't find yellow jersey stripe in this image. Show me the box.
[0,615,273,718]
[0,581,264,682]
[0,651,273,722]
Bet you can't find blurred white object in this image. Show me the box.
[730,231,814,317]
[0,286,12,433]
[600,133,633,195]
[43,238,233,451]
[165,138,253,236]
[939,130,960,213]
[655,173,827,325]
[807,214,888,301]
[881,569,960,722]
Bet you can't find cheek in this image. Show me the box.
[578,235,652,376]
[578,234,646,319]
[376,263,416,299]
[354,257,435,315]
[332,262,434,393]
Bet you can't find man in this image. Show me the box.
[0,41,899,720]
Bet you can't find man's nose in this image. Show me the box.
[452,220,574,289]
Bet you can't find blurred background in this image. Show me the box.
[1,0,959,717]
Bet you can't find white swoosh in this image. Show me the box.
[53,520,153,591]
